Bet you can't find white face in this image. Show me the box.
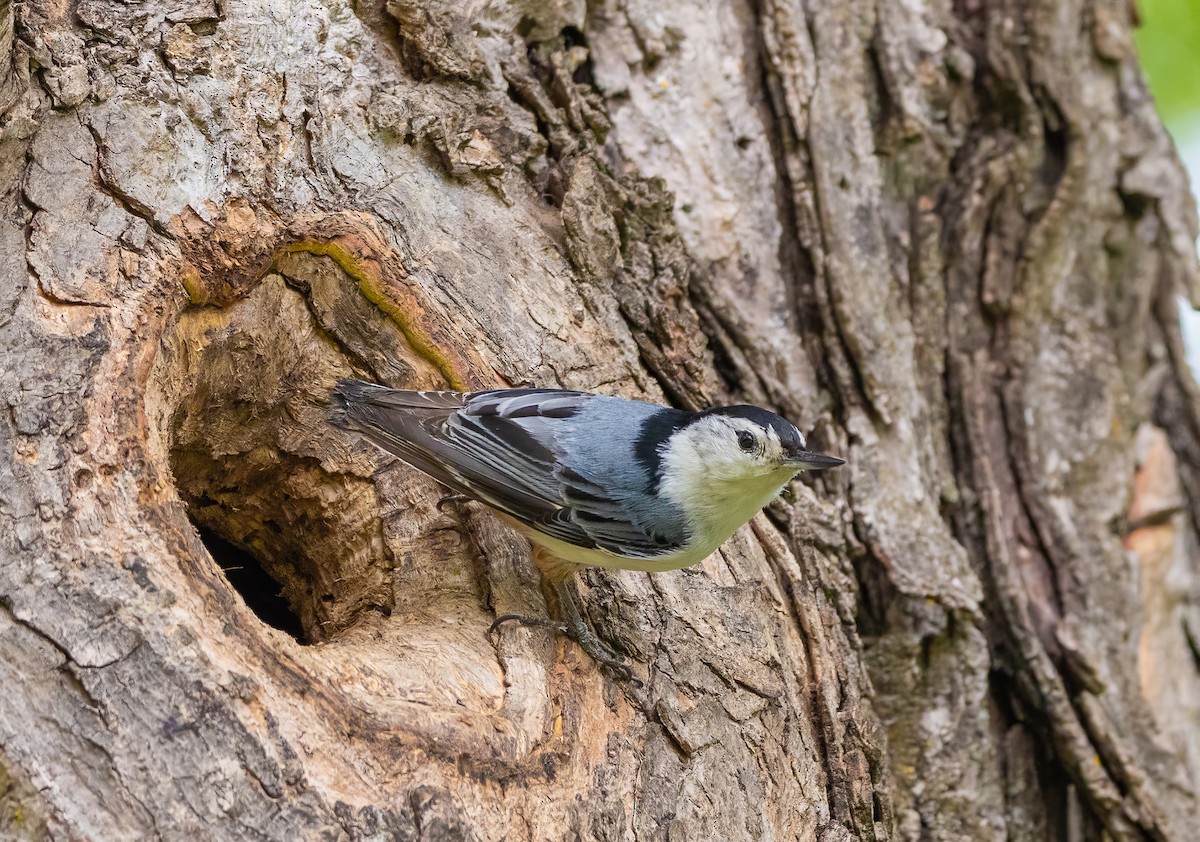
[655,414,808,554]
[670,415,804,481]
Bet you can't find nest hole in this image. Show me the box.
[192,523,307,641]
[150,272,397,643]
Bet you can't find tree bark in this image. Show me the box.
[2,0,1199,838]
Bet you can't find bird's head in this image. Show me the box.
[669,405,844,483]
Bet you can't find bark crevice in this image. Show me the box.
[3,0,1200,838]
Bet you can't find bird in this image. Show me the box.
[330,379,845,676]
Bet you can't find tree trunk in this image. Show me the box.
[3,0,1199,838]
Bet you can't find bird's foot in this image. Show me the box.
[488,613,566,636]
[559,617,632,680]
[436,493,470,513]
[551,578,633,681]
[488,607,633,681]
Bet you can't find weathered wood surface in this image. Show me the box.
[2,0,1199,838]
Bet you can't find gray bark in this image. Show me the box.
[1,0,1198,839]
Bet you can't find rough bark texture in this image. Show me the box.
[2,0,1199,839]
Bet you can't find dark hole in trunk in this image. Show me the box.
[155,273,399,644]
[192,520,307,642]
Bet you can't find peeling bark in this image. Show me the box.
[1,0,1198,839]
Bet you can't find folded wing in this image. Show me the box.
[330,380,682,559]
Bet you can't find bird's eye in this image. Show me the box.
[736,430,756,453]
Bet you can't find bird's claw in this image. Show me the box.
[488,609,636,682]
[436,493,470,513]
[559,619,631,677]
[607,660,634,682]
[488,613,566,636]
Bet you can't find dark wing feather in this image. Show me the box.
[331,380,682,559]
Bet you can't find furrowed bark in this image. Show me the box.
[1,0,1198,839]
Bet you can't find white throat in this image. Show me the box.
[656,431,794,559]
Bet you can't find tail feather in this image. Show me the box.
[329,379,495,503]
[330,379,466,429]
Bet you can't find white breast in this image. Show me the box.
[659,465,792,555]
[654,429,796,568]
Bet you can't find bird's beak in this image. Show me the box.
[783,450,845,471]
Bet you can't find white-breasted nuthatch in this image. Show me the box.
[331,380,844,675]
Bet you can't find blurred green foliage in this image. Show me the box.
[1134,0,1200,124]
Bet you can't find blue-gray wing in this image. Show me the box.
[330,380,682,559]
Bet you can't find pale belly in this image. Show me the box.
[498,471,791,573]
[518,526,716,572]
